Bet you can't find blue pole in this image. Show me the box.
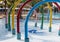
[47,9,50,21]
[35,14,37,27]
[35,22,37,27]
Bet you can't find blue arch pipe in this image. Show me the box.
[25,0,60,42]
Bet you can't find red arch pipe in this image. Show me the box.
[53,2,60,10]
[17,0,32,33]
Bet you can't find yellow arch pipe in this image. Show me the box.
[0,0,11,5]
[47,3,52,32]
[0,0,2,1]
[11,0,21,34]
[6,0,11,5]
